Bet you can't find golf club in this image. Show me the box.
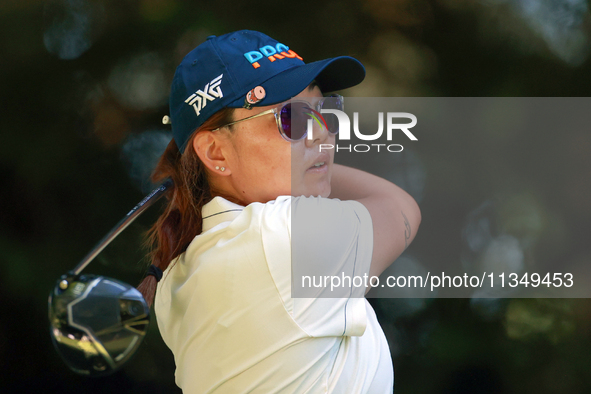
[48,178,173,376]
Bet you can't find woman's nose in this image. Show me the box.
[305,117,330,148]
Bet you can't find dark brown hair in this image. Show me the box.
[137,108,234,306]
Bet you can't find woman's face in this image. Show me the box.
[214,85,335,205]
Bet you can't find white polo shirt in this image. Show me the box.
[155,195,393,393]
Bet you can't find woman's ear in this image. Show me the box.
[192,131,231,175]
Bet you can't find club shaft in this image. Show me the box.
[70,179,173,276]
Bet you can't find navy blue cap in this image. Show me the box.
[168,30,365,153]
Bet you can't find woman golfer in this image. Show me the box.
[138,30,421,393]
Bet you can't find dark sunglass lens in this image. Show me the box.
[321,96,343,134]
[282,102,310,140]
[280,103,292,139]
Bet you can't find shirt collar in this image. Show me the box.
[201,196,245,232]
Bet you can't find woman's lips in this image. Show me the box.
[307,153,330,171]
[306,161,328,173]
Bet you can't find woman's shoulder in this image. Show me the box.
[203,195,369,224]
[251,195,367,209]
[243,195,371,227]
[201,195,371,239]
[241,195,369,222]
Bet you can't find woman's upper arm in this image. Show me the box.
[286,196,373,336]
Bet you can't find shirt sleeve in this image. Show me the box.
[260,196,374,338]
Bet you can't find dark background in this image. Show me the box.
[1,0,591,393]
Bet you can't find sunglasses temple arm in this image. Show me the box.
[69,178,174,276]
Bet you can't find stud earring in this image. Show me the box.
[215,166,219,170]
[221,167,226,172]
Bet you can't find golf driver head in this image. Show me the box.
[48,274,150,376]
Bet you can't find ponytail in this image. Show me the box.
[138,108,234,306]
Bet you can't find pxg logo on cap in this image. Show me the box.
[184,74,224,116]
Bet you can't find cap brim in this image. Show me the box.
[227,56,365,108]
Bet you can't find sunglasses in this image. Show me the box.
[212,94,344,141]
